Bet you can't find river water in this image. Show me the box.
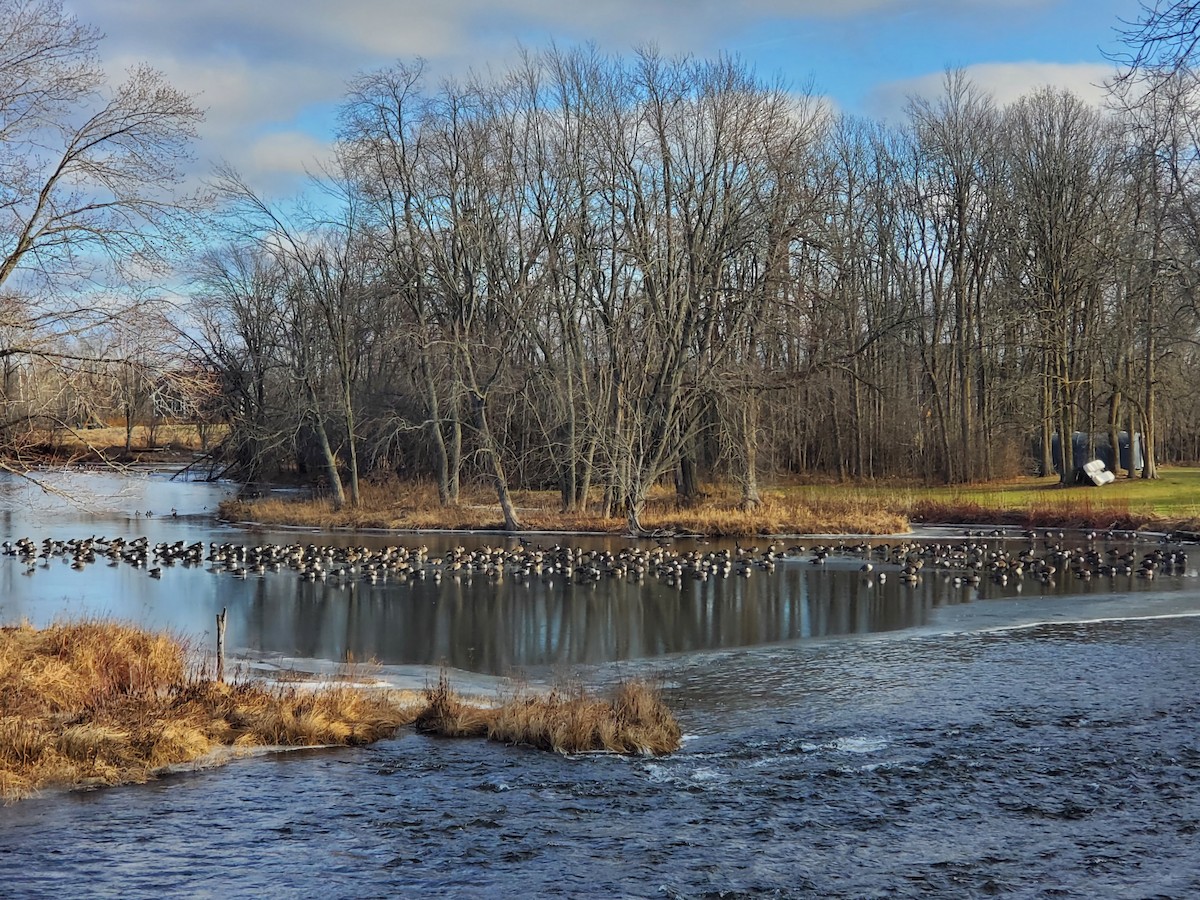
[1,470,1198,897]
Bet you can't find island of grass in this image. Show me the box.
[0,622,681,803]
[220,468,1200,537]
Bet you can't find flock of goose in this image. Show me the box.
[0,529,1192,589]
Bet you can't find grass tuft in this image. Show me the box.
[413,674,493,738]
[417,676,682,756]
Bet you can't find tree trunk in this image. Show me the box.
[738,397,761,509]
[421,351,453,506]
[305,380,346,509]
[1142,330,1158,479]
[343,383,361,507]
[1108,387,1122,476]
[625,493,645,535]
[561,364,578,511]
[448,396,462,503]
[312,414,346,510]
[575,432,597,512]
[1041,375,1055,477]
[829,381,847,482]
[468,389,520,531]
[676,452,699,501]
[1057,375,1076,488]
[1125,355,1138,478]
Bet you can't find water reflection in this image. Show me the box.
[2,470,1198,675]
[233,566,937,672]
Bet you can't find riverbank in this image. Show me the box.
[10,424,220,468]
[0,622,681,802]
[219,469,1200,537]
[220,481,909,536]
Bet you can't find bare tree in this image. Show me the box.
[0,0,205,293]
[0,0,204,470]
[1112,1,1200,81]
[1005,88,1120,486]
[189,244,293,479]
[905,71,1005,482]
[339,61,464,506]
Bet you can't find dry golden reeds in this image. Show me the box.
[908,497,1160,531]
[417,676,682,756]
[221,467,1200,537]
[1,622,683,802]
[0,622,415,802]
[413,674,494,737]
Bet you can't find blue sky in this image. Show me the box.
[70,0,1141,195]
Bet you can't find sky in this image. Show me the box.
[69,0,1143,197]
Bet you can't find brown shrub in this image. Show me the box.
[418,676,682,756]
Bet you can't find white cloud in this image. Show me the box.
[64,0,1098,197]
[107,53,333,130]
[865,61,1117,123]
[246,131,334,182]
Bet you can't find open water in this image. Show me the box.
[1,470,1198,898]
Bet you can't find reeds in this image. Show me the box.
[412,674,493,738]
[0,621,417,802]
[909,497,1160,531]
[415,675,682,756]
[1,623,683,802]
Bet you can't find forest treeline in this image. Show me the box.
[2,0,1199,531]
[191,47,1200,530]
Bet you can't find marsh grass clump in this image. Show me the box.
[413,674,494,737]
[416,676,682,756]
[0,621,417,802]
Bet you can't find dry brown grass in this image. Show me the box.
[908,497,1166,531]
[635,488,906,536]
[412,674,494,738]
[221,478,909,537]
[14,423,224,466]
[2,622,683,801]
[416,675,682,756]
[0,621,416,802]
[50,424,215,452]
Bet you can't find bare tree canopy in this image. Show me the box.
[0,0,206,472]
[176,48,1200,515]
[0,0,206,295]
[1114,1,1200,75]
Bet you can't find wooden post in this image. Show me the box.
[216,607,227,683]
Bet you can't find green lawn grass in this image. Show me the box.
[777,467,1200,530]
